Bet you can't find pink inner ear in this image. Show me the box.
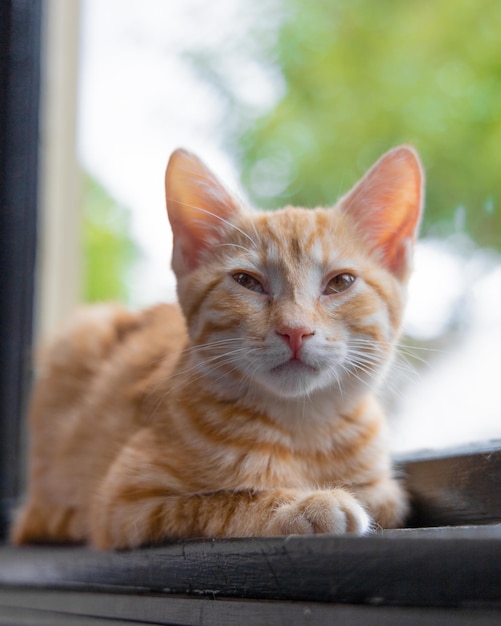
[341,146,424,278]
[165,149,240,274]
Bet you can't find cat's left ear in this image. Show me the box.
[339,145,424,281]
[165,149,242,274]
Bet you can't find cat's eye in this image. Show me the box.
[232,272,266,294]
[324,272,356,295]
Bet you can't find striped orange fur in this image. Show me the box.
[11,146,423,549]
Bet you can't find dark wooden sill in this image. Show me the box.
[0,526,500,625]
[397,440,501,527]
[0,444,500,625]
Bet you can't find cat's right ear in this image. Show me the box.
[165,149,241,274]
[339,145,424,281]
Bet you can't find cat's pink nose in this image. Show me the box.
[276,326,315,356]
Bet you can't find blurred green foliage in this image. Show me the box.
[82,172,139,303]
[232,0,501,249]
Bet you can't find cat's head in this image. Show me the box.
[164,147,423,403]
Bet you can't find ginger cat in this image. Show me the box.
[11,145,423,550]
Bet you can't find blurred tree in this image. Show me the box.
[223,0,501,249]
[82,172,139,303]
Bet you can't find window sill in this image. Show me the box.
[0,526,500,624]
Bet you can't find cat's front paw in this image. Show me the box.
[270,488,371,536]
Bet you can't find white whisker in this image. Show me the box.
[169,199,257,247]
[144,345,260,421]
[216,243,255,255]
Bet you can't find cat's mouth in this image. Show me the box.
[271,358,317,375]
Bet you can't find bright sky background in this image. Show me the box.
[78,0,501,452]
[79,0,280,304]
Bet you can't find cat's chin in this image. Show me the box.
[256,360,333,400]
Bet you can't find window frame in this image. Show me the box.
[0,0,41,539]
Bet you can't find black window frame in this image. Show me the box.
[0,0,41,539]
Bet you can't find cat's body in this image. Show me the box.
[11,146,423,549]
